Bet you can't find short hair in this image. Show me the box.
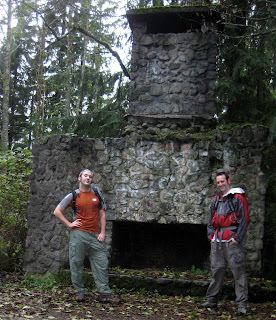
[79,169,93,177]
[216,171,230,181]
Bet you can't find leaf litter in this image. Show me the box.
[0,273,275,320]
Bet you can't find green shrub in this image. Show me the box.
[23,273,57,291]
[0,148,32,271]
[55,269,72,286]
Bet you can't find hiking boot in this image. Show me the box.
[197,301,217,309]
[99,294,121,304]
[236,307,247,316]
[75,294,85,302]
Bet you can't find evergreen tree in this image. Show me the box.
[35,0,128,138]
[215,0,275,130]
[0,0,130,146]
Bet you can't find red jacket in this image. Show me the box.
[207,188,249,243]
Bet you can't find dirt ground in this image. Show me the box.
[0,273,275,320]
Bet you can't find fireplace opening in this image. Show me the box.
[110,221,210,271]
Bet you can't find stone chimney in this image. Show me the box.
[126,6,221,131]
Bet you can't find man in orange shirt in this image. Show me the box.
[54,169,120,303]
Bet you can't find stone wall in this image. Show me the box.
[24,125,269,275]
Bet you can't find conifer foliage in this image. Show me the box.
[0,0,130,148]
[0,0,275,147]
[215,0,275,134]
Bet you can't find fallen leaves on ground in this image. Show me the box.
[0,273,275,319]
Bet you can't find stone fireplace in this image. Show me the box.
[24,6,269,276]
[111,222,210,270]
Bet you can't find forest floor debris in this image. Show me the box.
[0,272,275,319]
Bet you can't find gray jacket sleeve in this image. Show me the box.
[207,197,216,240]
[233,195,248,243]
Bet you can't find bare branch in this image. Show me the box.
[218,26,276,39]
[20,0,130,79]
[21,1,59,40]
[75,26,130,79]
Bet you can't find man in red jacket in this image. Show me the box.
[198,172,249,316]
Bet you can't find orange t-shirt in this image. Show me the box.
[65,190,102,233]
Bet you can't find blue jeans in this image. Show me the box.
[69,229,111,295]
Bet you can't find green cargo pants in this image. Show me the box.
[69,229,111,295]
[206,241,248,308]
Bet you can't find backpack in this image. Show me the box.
[71,188,106,219]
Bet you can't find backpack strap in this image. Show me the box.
[212,192,238,222]
[227,193,238,222]
[92,188,107,210]
[227,193,234,211]
[72,190,77,220]
[71,188,106,220]
[211,192,221,211]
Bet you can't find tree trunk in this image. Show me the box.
[75,11,89,116]
[34,22,46,139]
[1,0,12,154]
[153,0,164,6]
[94,46,102,111]
[65,5,73,117]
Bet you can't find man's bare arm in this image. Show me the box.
[53,205,82,229]
[97,209,106,242]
